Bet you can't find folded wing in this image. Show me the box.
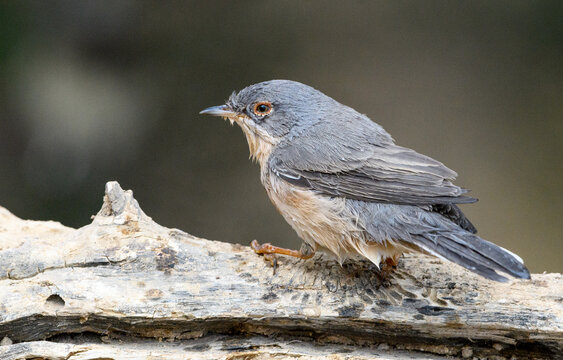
[269,120,476,206]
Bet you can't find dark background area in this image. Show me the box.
[0,1,561,273]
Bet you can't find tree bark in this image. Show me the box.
[0,182,561,360]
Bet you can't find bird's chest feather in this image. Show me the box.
[260,166,366,260]
[260,165,405,265]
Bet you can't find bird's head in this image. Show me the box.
[200,80,334,163]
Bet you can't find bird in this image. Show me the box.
[200,80,530,282]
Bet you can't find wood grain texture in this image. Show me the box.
[0,181,561,360]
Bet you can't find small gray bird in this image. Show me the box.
[201,80,530,282]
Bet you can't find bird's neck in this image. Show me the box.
[236,122,279,166]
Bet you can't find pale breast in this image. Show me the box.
[261,167,404,266]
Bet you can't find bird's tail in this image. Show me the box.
[409,231,530,282]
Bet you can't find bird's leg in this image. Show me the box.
[250,240,315,261]
[384,254,401,268]
[379,254,401,278]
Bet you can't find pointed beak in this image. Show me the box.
[199,105,237,117]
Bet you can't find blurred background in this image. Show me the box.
[0,1,561,273]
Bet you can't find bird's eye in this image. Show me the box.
[253,101,273,116]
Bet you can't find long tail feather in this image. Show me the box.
[411,231,530,282]
[352,201,530,282]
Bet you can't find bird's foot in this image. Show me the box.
[262,253,278,274]
[378,254,401,279]
[250,240,315,272]
[384,254,400,268]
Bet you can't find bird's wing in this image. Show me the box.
[269,122,476,206]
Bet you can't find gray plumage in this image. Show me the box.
[346,201,527,281]
[204,79,530,282]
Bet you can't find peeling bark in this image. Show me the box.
[0,181,561,360]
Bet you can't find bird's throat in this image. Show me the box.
[230,116,279,166]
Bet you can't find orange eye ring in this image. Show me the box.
[253,101,273,116]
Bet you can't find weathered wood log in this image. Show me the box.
[0,181,561,360]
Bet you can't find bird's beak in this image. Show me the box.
[199,105,237,118]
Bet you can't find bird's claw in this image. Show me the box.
[251,240,278,274]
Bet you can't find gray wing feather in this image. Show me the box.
[270,117,476,206]
[432,204,477,233]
